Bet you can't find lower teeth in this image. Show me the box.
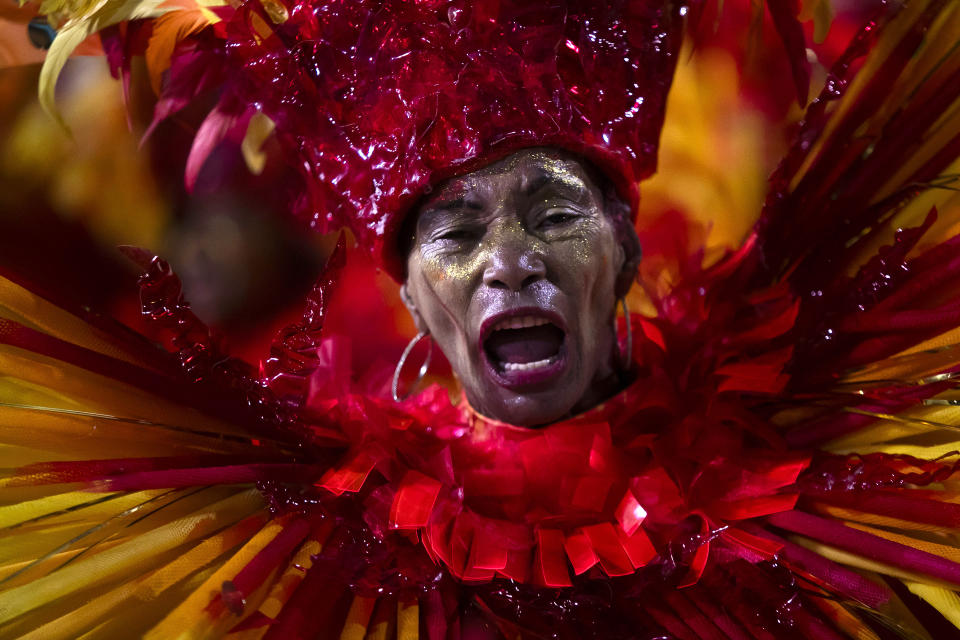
[502,356,556,372]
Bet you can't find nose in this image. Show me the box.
[482,233,546,291]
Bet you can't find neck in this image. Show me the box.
[570,366,630,418]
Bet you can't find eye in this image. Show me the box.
[433,226,481,243]
[539,208,579,228]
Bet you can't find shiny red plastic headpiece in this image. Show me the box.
[222,0,685,278]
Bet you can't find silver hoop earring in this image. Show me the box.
[392,331,433,402]
[615,297,632,369]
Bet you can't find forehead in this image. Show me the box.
[430,148,595,200]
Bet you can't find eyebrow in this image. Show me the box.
[416,195,484,235]
[423,195,484,214]
[522,170,589,199]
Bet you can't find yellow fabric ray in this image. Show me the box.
[365,598,396,640]
[871,6,960,203]
[904,581,960,630]
[787,0,933,191]
[0,484,88,509]
[847,132,960,273]
[0,374,103,418]
[15,514,266,640]
[0,277,156,369]
[256,521,333,620]
[221,530,331,640]
[0,442,85,466]
[72,564,218,640]
[840,521,960,564]
[856,2,955,133]
[215,568,279,638]
[841,346,960,386]
[826,404,960,455]
[0,404,254,462]
[0,488,261,626]
[221,628,268,640]
[398,597,419,640]
[830,442,960,459]
[0,489,122,529]
[0,487,242,587]
[0,538,128,587]
[340,595,378,640]
[813,597,882,640]
[848,569,937,640]
[789,535,960,589]
[0,489,178,537]
[144,515,288,640]
[809,503,960,535]
[0,344,259,443]
[0,520,126,570]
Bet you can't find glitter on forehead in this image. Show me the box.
[431,150,591,205]
[535,156,590,194]
[411,148,611,288]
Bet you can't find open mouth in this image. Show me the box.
[481,312,567,387]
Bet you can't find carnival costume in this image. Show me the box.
[2,1,960,638]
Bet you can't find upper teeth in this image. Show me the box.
[491,316,551,332]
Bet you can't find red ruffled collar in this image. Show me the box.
[304,335,810,588]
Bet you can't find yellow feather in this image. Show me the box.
[38,0,178,129]
[240,112,275,176]
[799,0,835,44]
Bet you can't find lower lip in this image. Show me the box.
[483,346,568,390]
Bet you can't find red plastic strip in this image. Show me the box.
[389,470,442,530]
[534,529,572,588]
[581,522,634,577]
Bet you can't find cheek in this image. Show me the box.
[418,246,485,295]
[409,254,477,364]
[560,232,619,343]
[562,233,617,306]
[418,256,472,321]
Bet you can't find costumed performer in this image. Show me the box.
[1,1,960,639]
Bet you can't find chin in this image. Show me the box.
[471,385,581,428]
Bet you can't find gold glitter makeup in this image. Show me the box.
[402,148,638,427]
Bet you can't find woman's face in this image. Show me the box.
[404,148,630,426]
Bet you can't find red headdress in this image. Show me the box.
[115,1,688,277]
